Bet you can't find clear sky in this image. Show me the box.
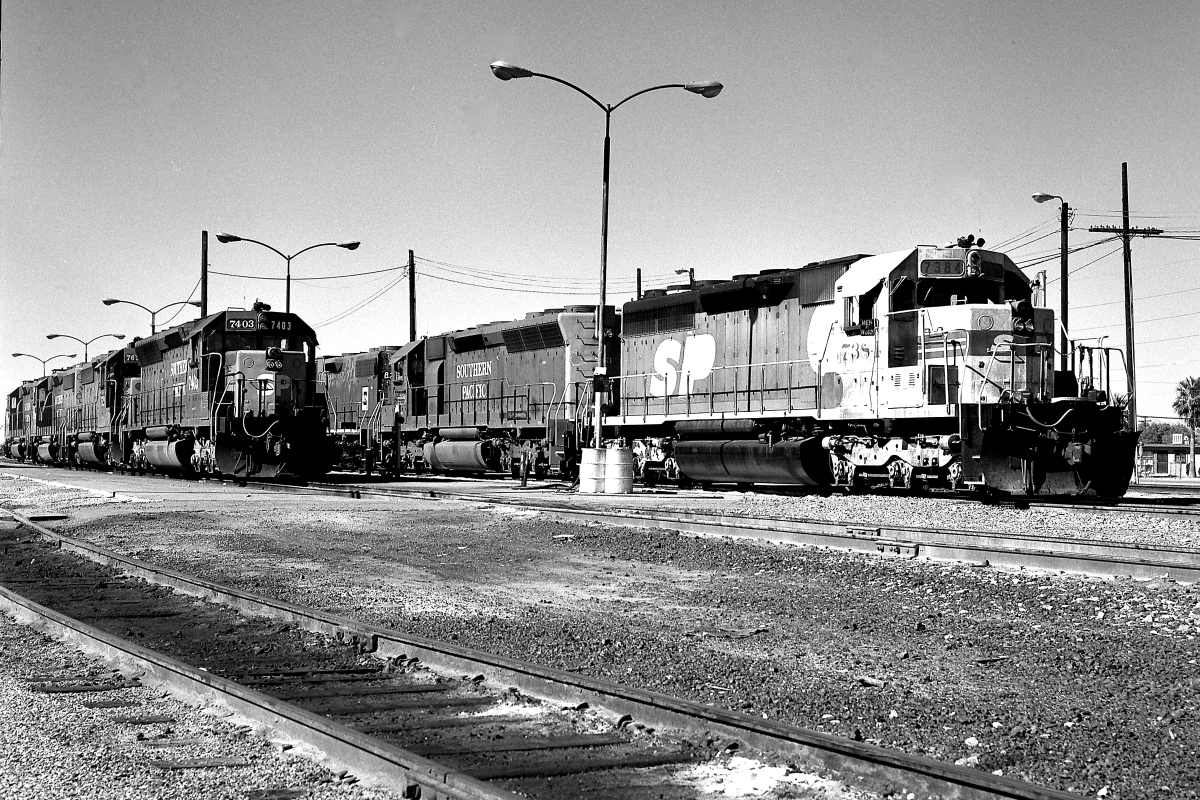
[3,0,1199,421]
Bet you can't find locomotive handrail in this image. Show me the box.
[620,356,820,422]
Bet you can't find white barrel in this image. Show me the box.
[604,447,635,494]
[579,448,606,494]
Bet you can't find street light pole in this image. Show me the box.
[490,61,722,448]
[11,352,77,378]
[46,333,126,361]
[1032,193,1070,373]
[102,299,202,335]
[214,234,360,314]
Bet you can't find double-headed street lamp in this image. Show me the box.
[490,60,722,448]
[46,333,126,361]
[214,233,360,314]
[12,352,77,378]
[102,299,202,335]
[1032,192,1070,372]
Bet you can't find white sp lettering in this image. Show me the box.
[649,335,717,398]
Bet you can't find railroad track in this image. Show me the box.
[262,476,1200,585]
[5,461,1198,583]
[0,507,1081,800]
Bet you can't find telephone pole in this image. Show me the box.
[1087,162,1162,432]
[408,249,417,343]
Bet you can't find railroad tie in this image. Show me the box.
[31,682,141,694]
[308,695,494,715]
[353,713,538,733]
[409,732,630,757]
[268,683,451,700]
[462,746,699,781]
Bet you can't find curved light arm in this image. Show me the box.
[610,83,689,113]
[153,300,202,315]
[216,233,359,261]
[1032,193,1064,204]
[525,71,609,114]
[289,241,352,260]
[47,333,126,347]
[491,61,721,115]
[102,298,151,315]
[218,235,289,260]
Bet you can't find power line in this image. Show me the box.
[313,270,409,329]
[211,266,405,281]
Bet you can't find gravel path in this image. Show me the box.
[0,615,405,800]
[2,471,1198,799]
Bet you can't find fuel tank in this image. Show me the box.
[76,441,108,467]
[675,419,759,439]
[674,437,834,486]
[36,442,60,464]
[143,439,195,472]
[423,440,498,472]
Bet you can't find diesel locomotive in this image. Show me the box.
[613,238,1137,496]
[3,304,332,479]
[320,306,611,478]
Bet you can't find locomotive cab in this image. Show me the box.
[814,239,1134,495]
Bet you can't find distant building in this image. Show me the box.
[1140,436,1197,477]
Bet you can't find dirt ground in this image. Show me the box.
[2,467,1198,799]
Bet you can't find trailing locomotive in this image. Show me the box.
[322,306,613,478]
[3,304,332,479]
[611,239,1137,496]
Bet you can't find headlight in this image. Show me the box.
[977,314,994,330]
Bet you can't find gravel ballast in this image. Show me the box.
[2,469,1198,798]
[0,615,406,800]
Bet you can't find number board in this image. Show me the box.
[225,311,295,333]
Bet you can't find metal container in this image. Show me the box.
[76,441,107,467]
[36,442,59,464]
[675,437,833,486]
[423,440,493,472]
[143,439,195,472]
[579,447,634,494]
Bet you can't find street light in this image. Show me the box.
[490,60,722,448]
[102,298,202,335]
[12,352,77,378]
[1032,192,1070,372]
[46,333,126,361]
[214,233,360,314]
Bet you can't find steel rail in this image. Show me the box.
[259,479,1200,585]
[0,583,517,799]
[3,509,1078,800]
[1,463,1196,581]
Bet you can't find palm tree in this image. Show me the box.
[1172,376,1200,477]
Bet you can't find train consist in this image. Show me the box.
[5,238,1138,496]
[3,303,332,479]
[316,238,1136,496]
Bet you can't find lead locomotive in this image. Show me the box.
[3,304,331,478]
[614,238,1137,496]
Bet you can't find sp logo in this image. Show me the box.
[650,334,716,398]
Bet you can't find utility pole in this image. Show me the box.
[200,230,209,317]
[636,268,642,300]
[408,249,417,343]
[1088,162,1163,432]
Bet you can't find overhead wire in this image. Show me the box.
[157,278,202,328]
